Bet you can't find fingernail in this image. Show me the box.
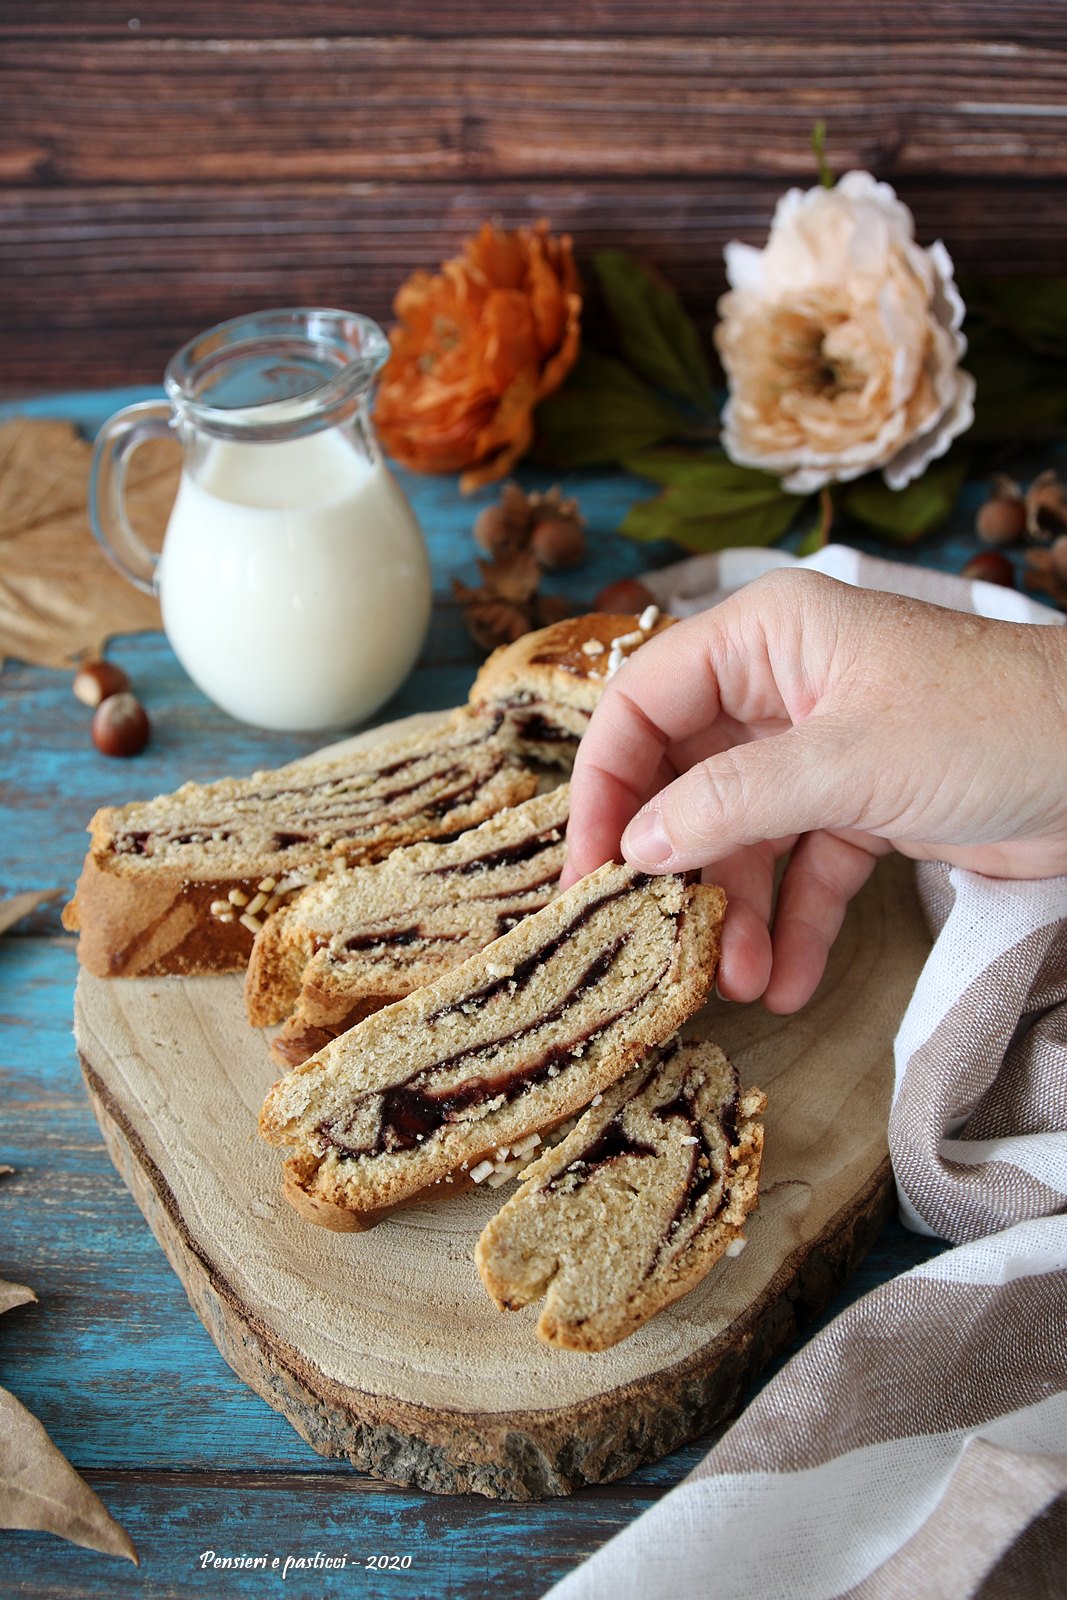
[622,807,673,868]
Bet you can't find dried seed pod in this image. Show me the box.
[462,598,532,653]
[1023,546,1067,609]
[1025,470,1067,542]
[526,484,583,526]
[481,549,541,605]
[462,483,586,651]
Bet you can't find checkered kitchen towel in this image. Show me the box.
[544,548,1067,1600]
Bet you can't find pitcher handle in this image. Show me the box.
[88,400,177,597]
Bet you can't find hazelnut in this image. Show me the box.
[961,551,1015,589]
[91,692,150,758]
[73,659,130,707]
[530,516,586,570]
[594,577,654,614]
[473,505,522,558]
[975,496,1026,548]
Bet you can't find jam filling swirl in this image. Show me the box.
[277,763,472,826]
[432,825,565,878]
[110,752,512,860]
[319,977,664,1160]
[320,838,568,967]
[318,939,677,1159]
[425,875,651,1024]
[513,714,580,745]
[526,1045,742,1280]
[542,1111,658,1194]
[238,715,507,805]
[333,903,549,964]
[320,935,633,1156]
[265,759,502,828]
[645,1078,740,1277]
[314,874,678,1159]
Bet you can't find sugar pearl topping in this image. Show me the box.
[605,604,661,680]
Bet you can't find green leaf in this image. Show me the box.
[966,330,1067,439]
[962,275,1067,355]
[620,450,807,551]
[840,455,968,542]
[795,523,828,557]
[593,250,716,414]
[623,448,786,494]
[534,349,688,468]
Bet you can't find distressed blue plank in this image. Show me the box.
[2,1470,670,1600]
[0,936,315,1472]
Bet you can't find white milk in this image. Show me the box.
[158,428,431,730]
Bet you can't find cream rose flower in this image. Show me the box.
[714,171,975,494]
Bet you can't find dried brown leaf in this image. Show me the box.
[0,889,64,939]
[0,418,178,671]
[0,1280,36,1317]
[0,419,91,538]
[0,1386,138,1563]
[0,1160,132,1561]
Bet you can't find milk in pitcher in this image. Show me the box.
[159,426,431,731]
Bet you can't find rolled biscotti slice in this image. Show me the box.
[258,863,725,1231]
[249,785,570,1058]
[63,709,537,978]
[475,1040,766,1351]
[468,609,673,768]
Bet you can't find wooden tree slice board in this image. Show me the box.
[73,717,932,1501]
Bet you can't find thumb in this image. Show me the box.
[621,719,857,872]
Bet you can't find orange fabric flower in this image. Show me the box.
[374,221,582,491]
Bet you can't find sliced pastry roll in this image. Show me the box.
[468,609,673,768]
[63,709,536,978]
[475,1039,765,1350]
[248,785,570,1061]
[258,863,725,1231]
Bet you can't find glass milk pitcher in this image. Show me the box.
[89,308,432,732]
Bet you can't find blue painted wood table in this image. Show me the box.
[0,391,968,1600]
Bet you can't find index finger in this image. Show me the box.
[563,617,726,883]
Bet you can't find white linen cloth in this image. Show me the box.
[544,547,1067,1600]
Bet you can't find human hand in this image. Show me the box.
[562,569,1067,1012]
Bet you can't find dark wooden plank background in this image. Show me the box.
[2,2,1066,389]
